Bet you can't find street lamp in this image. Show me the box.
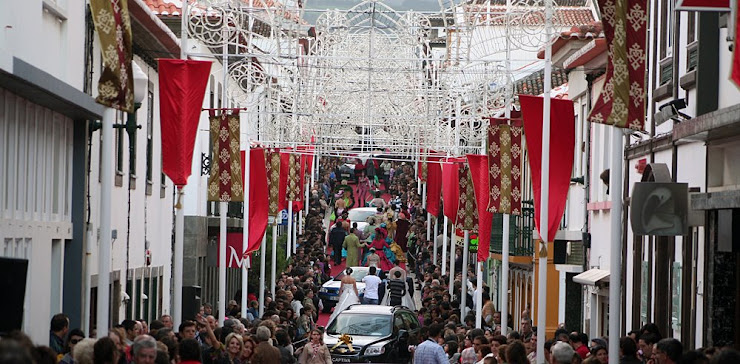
[125,62,148,176]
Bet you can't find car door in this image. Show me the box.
[400,311,421,346]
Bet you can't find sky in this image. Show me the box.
[301,0,444,23]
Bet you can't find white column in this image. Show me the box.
[173,190,184,329]
[241,146,250,319]
[476,262,483,328]
[287,202,293,259]
[293,211,298,254]
[219,201,227,326]
[536,1,553,362]
[501,213,510,335]
[97,107,115,338]
[608,128,624,364]
[299,210,303,235]
[461,230,469,317]
[259,233,266,318]
[448,226,455,297]
[442,216,449,275]
[271,224,277,298]
[433,217,439,267]
[558,270,566,325]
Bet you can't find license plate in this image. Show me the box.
[329,296,339,301]
[332,358,350,363]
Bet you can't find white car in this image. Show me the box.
[318,266,369,313]
[347,207,379,236]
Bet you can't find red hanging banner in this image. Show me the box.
[487,119,523,215]
[467,154,493,262]
[426,156,443,217]
[158,59,212,186]
[442,159,461,220]
[588,0,648,130]
[520,95,576,243]
[207,112,243,202]
[241,148,268,254]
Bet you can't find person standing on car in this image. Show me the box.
[413,324,448,364]
[387,270,406,306]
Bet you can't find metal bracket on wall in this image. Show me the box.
[201,153,211,176]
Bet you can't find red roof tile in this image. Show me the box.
[466,5,595,27]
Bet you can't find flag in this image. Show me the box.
[286,153,302,202]
[207,112,243,202]
[241,148,268,254]
[733,0,740,88]
[90,0,135,112]
[426,156,442,217]
[467,154,493,262]
[520,95,576,243]
[265,148,281,217]
[158,59,212,186]
[455,164,479,231]
[442,159,461,220]
[588,0,648,130]
[278,151,290,211]
[417,149,428,183]
[487,119,524,215]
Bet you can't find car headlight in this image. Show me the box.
[319,287,328,293]
[364,345,385,356]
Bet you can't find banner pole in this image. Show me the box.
[442,215,448,275]
[536,0,553,362]
[287,202,293,259]
[259,232,266,318]
[97,107,115,338]
[218,202,227,326]
[461,230,470,317]
[608,129,624,364]
[241,145,250,319]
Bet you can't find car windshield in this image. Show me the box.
[334,269,369,281]
[348,209,375,222]
[327,313,392,337]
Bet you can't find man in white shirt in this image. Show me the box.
[362,266,382,304]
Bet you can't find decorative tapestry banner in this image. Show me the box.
[207,112,243,202]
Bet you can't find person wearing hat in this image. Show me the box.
[366,247,380,268]
[251,326,281,363]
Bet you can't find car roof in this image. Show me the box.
[348,207,377,212]
[341,304,411,315]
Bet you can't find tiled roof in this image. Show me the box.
[466,5,595,27]
[514,68,568,97]
[537,21,603,58]
[470,0,588,6]
[142,0,307,24]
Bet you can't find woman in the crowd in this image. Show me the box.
[297,329,331,364]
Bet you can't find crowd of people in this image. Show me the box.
[2,157,740,364]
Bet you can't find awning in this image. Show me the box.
[573,268,610,286]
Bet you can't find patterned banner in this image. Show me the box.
[588,0,648,130]
[286,153,302,201]
[265,148,281,217]
[207,113,243,202]
[487,121,523,215]
[90,0,135,113]
[455,164,479,231]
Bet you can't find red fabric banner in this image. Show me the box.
[241,148,268,254]
[426,156,442,217]
[217,232,249,268]
[265,148,281,217]
[733,0,740,88]
[467,154,493,262]
[442,160,460,220]
[158,59,212,186]
[279,151,290,211]
[487,119,523,215]
[520,95,575,243]
[588,0,647,130]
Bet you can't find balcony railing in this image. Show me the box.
[490,201,535,257]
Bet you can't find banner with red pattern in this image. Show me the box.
[588,0,648,130]
[487,119,523,215]
[207,112,243,202]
